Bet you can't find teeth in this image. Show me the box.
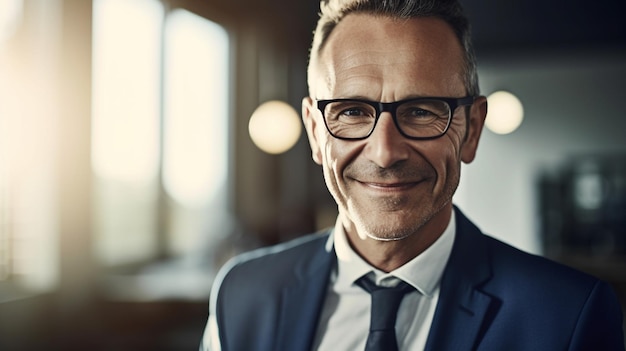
[369,182,409,188]
[358,180,419,189]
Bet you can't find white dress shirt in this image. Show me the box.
[312,213,456,351]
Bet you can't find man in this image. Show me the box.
[201,0,625,350]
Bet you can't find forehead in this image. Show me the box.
[312,13,465,99]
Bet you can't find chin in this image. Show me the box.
[364,200,451,239]
[364,230,414,242]
[356,216,422,242]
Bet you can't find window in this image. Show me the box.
[0,0,58,294]
[92,0,232,275]
[163,9,230,255]
[92,0,164,266]
[0,0,232,300]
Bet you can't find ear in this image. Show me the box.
[302,96,323,165]
[461,96,487,164]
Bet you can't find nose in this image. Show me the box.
[363,112,410,168]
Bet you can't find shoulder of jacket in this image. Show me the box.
[212,230,330,288]
[229,229,330,268]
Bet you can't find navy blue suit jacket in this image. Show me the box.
[206,208,624,350]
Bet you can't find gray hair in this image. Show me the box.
[308,0,480,96]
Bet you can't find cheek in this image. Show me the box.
[420,131,464,189]
[448,116,467,145]
[321,140,362,197]
[321,139,360,176]
[322,144,338,181]
[320,141,345,195]
[443,118,467,161]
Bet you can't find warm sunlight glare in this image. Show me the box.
[0,0,22,43]
[91,0,163,183]
[163,10,229,207]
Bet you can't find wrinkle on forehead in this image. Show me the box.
[311,14,466,100]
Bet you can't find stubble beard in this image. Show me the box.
[347,196,444,242]
[345,167,460,242]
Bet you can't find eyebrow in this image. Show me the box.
[317,94,442,102]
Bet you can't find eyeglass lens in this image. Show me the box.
[323,99,451,139]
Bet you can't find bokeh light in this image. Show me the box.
[249,100,302,154]
[486,90,524,135]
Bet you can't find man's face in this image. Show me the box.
[303,14,486,242]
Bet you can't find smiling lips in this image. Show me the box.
[358,180,421,192]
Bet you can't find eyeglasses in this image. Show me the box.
[316,96,475,140]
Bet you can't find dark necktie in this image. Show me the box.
[356,276,414,351]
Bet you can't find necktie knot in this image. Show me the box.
[356,276,414,350]
[357,276,413,295]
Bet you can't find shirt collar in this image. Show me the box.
[328,211,456,297]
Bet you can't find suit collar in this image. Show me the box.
[424,207,496,351]
[275,231,335,351]
[272,207,497,351]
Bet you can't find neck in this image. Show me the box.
[344,206,452,273]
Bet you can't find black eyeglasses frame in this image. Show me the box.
[316,96,475,141]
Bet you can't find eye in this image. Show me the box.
[406,108,436,118]
[397,100,449,124]
[399,108,439,124]
[325,101,375,120]
[340,107,370,117]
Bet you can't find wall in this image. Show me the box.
[455,49,626,254]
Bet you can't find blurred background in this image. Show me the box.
[0,0,625,349]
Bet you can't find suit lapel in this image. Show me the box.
[424,208,497,351]
[275,233,335,351]
[271,209,498,351]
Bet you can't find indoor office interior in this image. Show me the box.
[0,0,625,350]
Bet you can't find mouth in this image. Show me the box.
[357,180,421,192]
